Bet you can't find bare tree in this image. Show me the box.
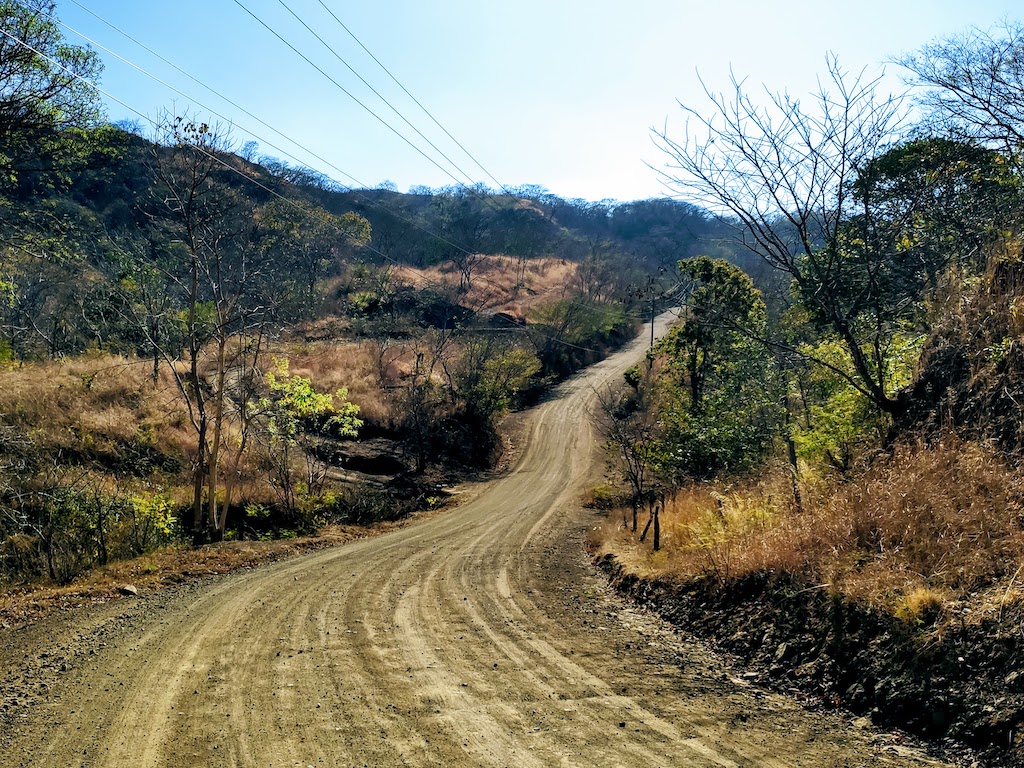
[653,58,912,414]
[898,21,1024,155]
[401,323,460,474]
[146,116,282,542]
[596,385,662,533]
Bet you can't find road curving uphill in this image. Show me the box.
[1,315,952,767]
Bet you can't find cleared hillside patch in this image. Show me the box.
[393,255,578,319]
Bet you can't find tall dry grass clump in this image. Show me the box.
[823,438,1024,598]
[594,435,1024,617]
[0,354,189,463]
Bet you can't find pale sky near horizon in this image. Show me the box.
[55,0,1023,202]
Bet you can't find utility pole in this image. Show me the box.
[649,289,656,354]
[646,274,658,370]
[631,269,666,374]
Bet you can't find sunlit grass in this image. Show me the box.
[593,436,1024,623]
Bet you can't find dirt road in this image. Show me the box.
[1,319,954,767]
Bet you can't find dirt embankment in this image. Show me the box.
[598,555,1023,767]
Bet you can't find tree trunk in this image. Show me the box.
[192,420,207,546]
[206,334,228,540]
[639,499,654,542]
[191,473,205,544]
[95,501,108,566]
[787,435,803,514]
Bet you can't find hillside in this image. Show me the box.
[588,24,1024,768]
[0,8,705,588]
[7,3,1024,764]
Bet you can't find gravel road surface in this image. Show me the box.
[0,316,953,767]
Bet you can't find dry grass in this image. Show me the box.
[394,255,578,319]
[0,353,190,461]
[593,435,1024,621]
[271,339,394,426]
[0,340,393,503]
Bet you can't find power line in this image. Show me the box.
[62,0,656,315]
[4,16,636,354]
[51,8,366,187]
[0,26,427,284]
[62,0,518,266]
[258,0,516,225]
[313,0,509,195]
[53,2,545,312]
[229,0,468,190]
[50,1,483,262]
[273,0,477,188]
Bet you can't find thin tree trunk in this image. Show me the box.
[639,498,654,542]
[192,421,207,546]
[206,334,228,541]
[787,435,803,514]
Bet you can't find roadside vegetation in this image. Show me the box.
[12,4,1024,758]
[590,22,1024,764]
[596,20,1024,620]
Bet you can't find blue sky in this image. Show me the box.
[56,0,1023,202]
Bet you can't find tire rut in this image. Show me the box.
[1,314,957,767]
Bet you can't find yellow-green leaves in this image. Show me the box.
[261,359,362,441]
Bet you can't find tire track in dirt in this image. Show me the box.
[2,315,956,767]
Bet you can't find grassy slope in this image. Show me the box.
[0,256,584,609]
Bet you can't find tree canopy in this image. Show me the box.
[0,0,102,182]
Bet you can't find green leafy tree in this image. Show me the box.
[435,338,542,467]
[654,60,913,414]
[528,298,633,378]
[0,1,115,315]
[0,0,102,186]
[257,359,361,522]
[126,491,176,555]
[656,257,779,479]
[855,137,1018,270]
[106,236,186,381]
[452,338,541,420]
[255,198,370,313]
[664,257,767,413]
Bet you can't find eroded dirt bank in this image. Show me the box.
[0,318,961,767]
[599,558,1020,767]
